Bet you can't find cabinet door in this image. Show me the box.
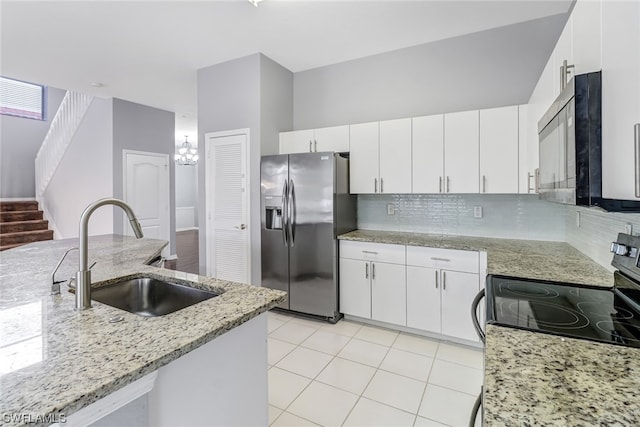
[479,106,519,194]
[371,262,406,326]
[413,115,444,193]
[444,110,479,193]
[350,122,379,194]
[406,266,440,333]
[339,258,371,319]
[279,130,314,154]
[314,125,350,153]
[601,0,640,201]
[440,270,479,342]
[379,118,412,193]
[552,16,574,97]
[518,105,534,194]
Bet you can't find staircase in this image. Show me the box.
[0,201,53,251]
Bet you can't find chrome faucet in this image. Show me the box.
[76,198,144,310]
[51,247,78,295]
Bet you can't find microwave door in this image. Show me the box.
[539,116,560,191]
[565,99,576,189]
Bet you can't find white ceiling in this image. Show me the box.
[0,0,572,144]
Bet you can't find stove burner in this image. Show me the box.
[504,300,590,330]
[576,302,635,320]
[500,282,560,298]
[595,321,640,344]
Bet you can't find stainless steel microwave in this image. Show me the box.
[538,71,603,207]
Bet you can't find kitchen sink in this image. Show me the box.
[92,277,219,317]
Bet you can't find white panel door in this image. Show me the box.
[339,258,371,319]
[313,125,350,153]
[207,132,249,283]
[124,151,169,253]
[413,115,444,193]
[406,266,440,333]
[350,122,380,194]
[279,129,314,154]
[379,118,412,194]
[371,261,406,326]
[444,110,479,193]
[440,270,480,342]
[601,0,640,201]
[480,106,519,194]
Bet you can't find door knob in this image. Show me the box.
[235,224,246,230]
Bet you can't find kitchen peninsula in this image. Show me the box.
[0,235,286,427]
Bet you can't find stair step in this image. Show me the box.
[0,219,49,234]
[0,229,53,246]
[0,210,44,222]
[0,242,25,251]
[0,201,39,212]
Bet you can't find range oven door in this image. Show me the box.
[469,288,485,427]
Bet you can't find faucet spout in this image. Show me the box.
[76,198,144,310]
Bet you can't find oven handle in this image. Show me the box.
[471,288,486,344]
[469,387,483,427]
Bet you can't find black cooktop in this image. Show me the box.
[486,274,640,348]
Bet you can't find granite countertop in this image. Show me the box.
[0,235,286,426]
[484,324,640,425]
[338,229,613,286]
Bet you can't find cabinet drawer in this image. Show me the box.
[340,240,406,264]
[406,246,479,273]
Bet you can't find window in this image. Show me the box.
[0,76,46,120]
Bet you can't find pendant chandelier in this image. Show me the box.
[175,135,198,166]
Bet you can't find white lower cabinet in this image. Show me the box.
[339,241,406,326]
[340,240,482,343]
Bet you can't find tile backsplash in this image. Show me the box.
[357,194,566,241]
[566,206,640,272]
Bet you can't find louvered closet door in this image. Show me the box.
[209,133,248,283]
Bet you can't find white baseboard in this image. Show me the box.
[0,197,37,201]
[176,227,199,232]
[166,254,178,261]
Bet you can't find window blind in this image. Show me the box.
[0,76,45,120]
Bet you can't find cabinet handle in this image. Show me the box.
[635,124,640,198]
[372,263,376,280]
[365,263,369,279]
[446,176,450,193]
[374,178,378,193]
[482,175,486,193]
[527,172,534,194]
[362,250,378,255]
[439,176,442,193]
[535,168,540,193]
[442,271,446,290]
[430,257,450,262]
[314,140,318,152]
[435,270,438,289]
[309,140,312,152]
[380,178,384,193]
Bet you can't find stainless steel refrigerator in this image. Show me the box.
[261,152,356,322]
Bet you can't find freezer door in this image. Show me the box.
[288,152,337,317]
[261,154,290,309]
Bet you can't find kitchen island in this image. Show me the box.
[0,235,286,427]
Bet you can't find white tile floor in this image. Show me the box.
[267,310,483,427]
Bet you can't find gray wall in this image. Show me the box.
[112,98,176,255]
[197,53,293,284]
[293,14,567,129]
[0,86,66,198]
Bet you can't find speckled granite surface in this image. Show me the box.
[0,235,286,427]
[484,324,640,425]
[339,230,613,286]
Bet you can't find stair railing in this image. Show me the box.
[34,91,94,238]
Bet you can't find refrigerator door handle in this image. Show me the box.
[282,180,289,247]
[288,179,296,247]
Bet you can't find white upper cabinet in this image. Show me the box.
[350,119,412,194]
[601,0,640,201]
[379,118,412,194]
[479,106,519,194]
[412,114,444,193]
[552,16,574,96]
[444,110,480,193]
[350,122,380,194]
[279,125,349,154]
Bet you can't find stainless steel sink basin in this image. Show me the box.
[92,277,219,317]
